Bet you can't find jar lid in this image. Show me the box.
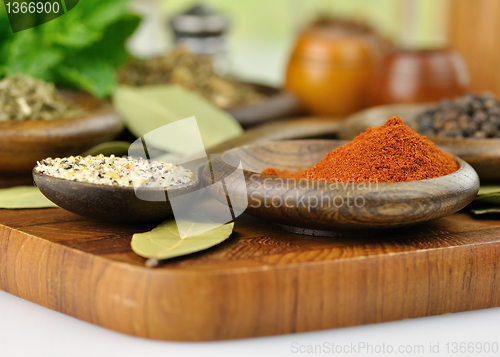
[169,4,230,37]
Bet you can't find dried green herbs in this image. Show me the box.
[117,47,264,109]
[0,74,84,121]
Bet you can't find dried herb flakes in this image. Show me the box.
[0,74,84,121]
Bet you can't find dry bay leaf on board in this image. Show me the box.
[471,208,500,215]
[476,186,500,196]
[131,220,234,267]
[471,185,500,215]
[112,85,243,156]
[0,186,58,209]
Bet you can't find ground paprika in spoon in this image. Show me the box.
[262,116,459,183]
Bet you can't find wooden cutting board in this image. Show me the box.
[1,208,500,341]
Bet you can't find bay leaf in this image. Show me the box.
[471,208,500,215]
[112,85,243,156]
[80,141,131,157]
[474,195,500,205]
[476,186,500,196]
[0,186,58,209]
[131,220,234,266]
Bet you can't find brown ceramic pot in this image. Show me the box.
[368,48,470,106]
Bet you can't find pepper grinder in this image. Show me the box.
[169,4,230,75]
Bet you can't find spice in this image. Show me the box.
[0,74,84,122]
[117,47,264,109]
[416,93,500,138]
[35,155,195,188]
[263,117,459,183]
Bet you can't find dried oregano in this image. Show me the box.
[0,74,85,122]
[118,47,263,109]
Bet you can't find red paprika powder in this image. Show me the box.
[262,117,458,183]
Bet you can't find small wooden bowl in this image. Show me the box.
[202,140,479,232]
[33,170,200,223]
[0,92,123,179]
[340,103,500,182]
[368,48,469,106]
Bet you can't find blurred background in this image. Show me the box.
[128,0,498,96]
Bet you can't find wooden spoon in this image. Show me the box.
[201,140,479,233]
[33,170,199,223]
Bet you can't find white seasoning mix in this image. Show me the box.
[35,154,195,188]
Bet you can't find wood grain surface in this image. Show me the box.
[2,207,500,340]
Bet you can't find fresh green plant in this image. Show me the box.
[0,0,140,97]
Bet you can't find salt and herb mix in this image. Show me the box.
[35,155,195,188]
[0,74,84,122]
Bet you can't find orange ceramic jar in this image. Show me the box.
[285,26,379,116]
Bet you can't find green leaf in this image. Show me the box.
[131,220,234,266]
[80,141,131,157]
[471,208,500,215]
[50,22,102,48]
[113,85,243,155]
[2,30,63,80]
[474,195,500,205]
[80,14,140,67]
[0,0,139,97]
[56,59,116,98]
[0,186,58,209]
[477,186,500,196]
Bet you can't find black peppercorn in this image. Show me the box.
[416,93,500,139]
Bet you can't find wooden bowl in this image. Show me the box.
[0,92,123,179]
[33,170,199,223]
[340,103,500,182]
[368,48,469,106]
[201,140,479,233]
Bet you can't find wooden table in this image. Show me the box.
[1,207,500,341]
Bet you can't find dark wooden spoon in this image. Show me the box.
[33,170,199,223]
[202,140,479,233]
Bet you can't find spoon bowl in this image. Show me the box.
[202,140,479,233]
[33,170,199,223]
